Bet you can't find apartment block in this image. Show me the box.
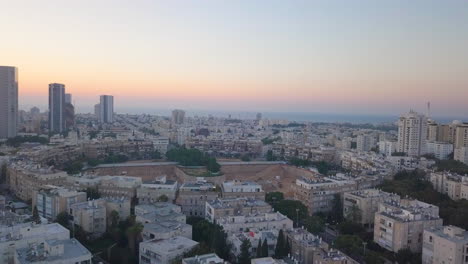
[221,180,265,200]
[176,181,218,217]
[135,203,186,224]
[137,176,178,203]
[205,197,272,223]
[285,228,328,264]
[422,225,468,264]
[374,199,443,253]
[294,175,356,214]
[182,253,226,264]
[139,236,198,264]
[430,172,468,201]
[343,189,400,227]
[216,211,292,234]
[70,199,107,236]
[32,186,86,220]
[426,141,454,160]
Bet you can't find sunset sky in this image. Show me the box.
[1,0,468,117]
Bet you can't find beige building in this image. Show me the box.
[103,197,131,225]
[454,124,468,165]
[70,199,107,236]
[205,197,272,223]
[176,181,218,217]
[98,175,142,199]
[32,186,86,220]
[285,228,328,264]
[422,225,468,264]
[374,199,443,253]
[294,175,356,214]
[397,111,428,157]
[343,189,400,227]
[430,172,468,201]
[221,180,265,200]
[216,212,292,234]
[137,176,178,203]
[312,248,359,264]
[7,164,68,201]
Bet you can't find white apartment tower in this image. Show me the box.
[48,83,66,133]
[0,66,18,139]
[397,111,428,156]
[99,95,114,123]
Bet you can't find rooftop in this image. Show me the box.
[141,236,198,254]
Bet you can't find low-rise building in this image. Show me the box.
[139,236,198,264]
[103,196,131,225]
[285,228,328,264]
[137,176,178,203]
[98,175,142,199]
[343,189,400,227]
[312,248,359,264]
[430,172,468,201]
[135,203,186,224]
[229,230,278,258]
[182,253,226,264]
[294,175,356,214]
[217,212,292,234]
[142,221,192,241]
[221,180,265,200]
[70,199,107,236]
[32,186,86,220]
[426,141,454,160]
[373,199,443,253]
[205,197,272,223]
[14,238,92,264]
[422,225,468,264]
[0,223,70,263]
[176,181,218,217]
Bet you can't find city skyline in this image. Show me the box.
[2,0,468,117]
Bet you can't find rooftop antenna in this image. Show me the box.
[427,102,431,118]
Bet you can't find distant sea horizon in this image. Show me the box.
[113,107,466,125]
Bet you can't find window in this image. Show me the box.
[429,236,433,243]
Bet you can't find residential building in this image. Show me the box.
[142,221,192,241]
[176,181,218,217]
[137,176,178,203]
[429,172,468,201]
[98,175,142,199]
[32,186,86,220]
[357,134,374,152]
[229,230,278,258]
[294,175,356,214]
[64,93,72,104]
[14,238,92,264]
[454,124,468,165]
[48,83,66,133]
[135,203,186,224]
[422,225,468,264]
[373,199,443,253]
[285,228,328,264]
[0,66,18,139]
[343,189,400,227]
[172,109,185,125]
[312,248,359,264]
[99,95,114,123]
[216,212,292,234]
[379,140,397,156]
[182,253,226,264]
[221,180,265,200]
[205,197,272,223]
[397,111,428,156]
[103,197,131,225]
[70,199,107,236]
[426,141,454,160]
[139,236,198,264]
[94,103,100,119]
[0,223,70,263]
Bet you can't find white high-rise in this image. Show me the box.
[99,95,114,123]
[397,111,428,156]
[0,66,18,139]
